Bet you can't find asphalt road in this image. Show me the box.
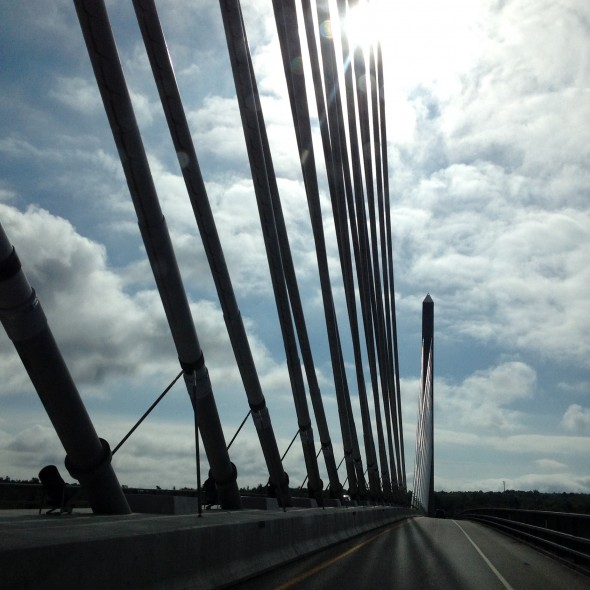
[228,516,590,589]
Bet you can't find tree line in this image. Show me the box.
[434,490,590,517]
[3,475,589,515]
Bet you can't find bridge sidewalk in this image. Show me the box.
[0,505,412,589]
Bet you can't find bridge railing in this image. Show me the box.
[460,507,590,567]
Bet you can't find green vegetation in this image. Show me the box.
[434,490,590,517]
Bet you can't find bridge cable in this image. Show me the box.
[226,410,252,452]
[112,370,183,456]
[131,0,293,508]
[304,0,382,500]
[75,0,241,509]
[353,41,404,489]
[281,429,302,462]
[240,13,343,499]
[377,42,406,487]
[272,0,363,498]
[367,38,401,491]
[219,0,325,505]
[334,0,395,497]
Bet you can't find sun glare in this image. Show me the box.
[342,1,380,52]
[342,0,485,91]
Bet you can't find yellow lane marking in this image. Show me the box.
[276,518,411,590]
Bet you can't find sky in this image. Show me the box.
[0,0,589,494]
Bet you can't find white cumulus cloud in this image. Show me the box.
[561,404,590,434]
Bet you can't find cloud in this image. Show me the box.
[49,76,103,113]
[0,404,335,490]
[0,200,294,447]
[437,430,590,458]
[392,161,590,368]
[435,472,590,494]
[0,204,170,393]
[534,459,567,472]
[431,430,590,492]
[561,404,590,434]
[0,203,274,397]
[187,96,249,168]
[437,361,536,432]
[1,424,64,477]
[557,381,590,396]
[505,473,590,493]
[386,0,590,376]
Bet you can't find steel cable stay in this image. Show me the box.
[298,0,362,499]
[334,327,368,496]
[130,0,291,508]
[350,35,406,489]
[112,371,184,456]
[306,1,370,494]
[219,0,325,505]
[353,43,405,488]
[367,39,400,493]
[273,0,362,499]
[239,23,343,499]
[74,0,242,509]
[376,41,407,487]
[344,123,399,492]
[311,0,370,497]
[334,0,395,498]
[277,0,406,501]
[67,0,409,507]
[306,0,382,500]
[330,0,398,493]
[365,242,400,487]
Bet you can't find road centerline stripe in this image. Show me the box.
[276,518,411,590]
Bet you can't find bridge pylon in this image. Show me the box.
[412,294,434,515]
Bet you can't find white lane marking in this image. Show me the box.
[453,520,515,590]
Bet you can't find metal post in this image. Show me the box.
[0,223,130,514]
[193,372,203,518]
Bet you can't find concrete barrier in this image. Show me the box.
[125,493,199,514]
[1,506,413,589]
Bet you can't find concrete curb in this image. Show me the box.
[1,506,414,589]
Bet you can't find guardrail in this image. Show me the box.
[459,508,590,568]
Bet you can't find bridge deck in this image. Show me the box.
[0,506,411,589]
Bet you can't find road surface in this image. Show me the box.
[229,516,589,589]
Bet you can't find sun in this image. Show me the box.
[342,1,381,52]
[340,0,485,91]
